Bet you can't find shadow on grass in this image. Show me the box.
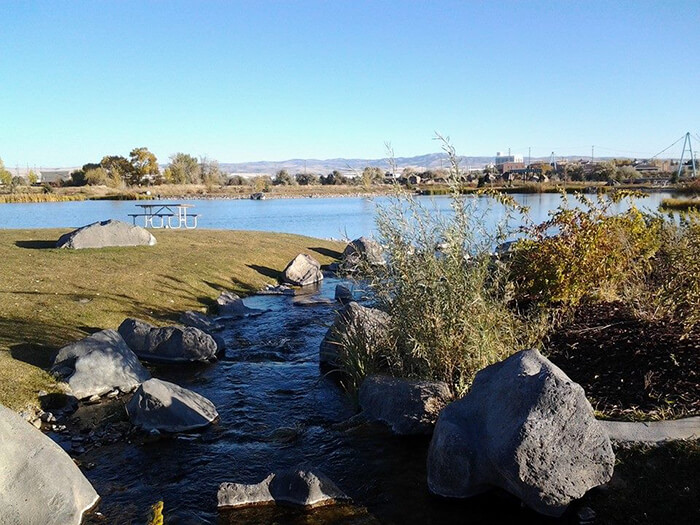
[308,246,343,259]
[10,343,57,369]
[248,264,280,280]
[14,240,58,250]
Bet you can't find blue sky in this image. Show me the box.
[1,0,698,167]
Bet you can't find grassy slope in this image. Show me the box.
[0,228,343,410]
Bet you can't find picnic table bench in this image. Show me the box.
[129,203,198,229]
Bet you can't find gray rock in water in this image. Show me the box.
[56,219,156,249]
[427,349,614,517]
[52,329,150,400]
[342,237,384,268]
[281,253,323,286]
[218,468,349,508]
[180,310,226,354]
[334,284,353,304]
[359,375,452,435]
[216,291,264,318]
[320,302,391,368]
[180,310,224,332]
[118,318,218,363]
[0,403,99,524]
[127,378,219,432]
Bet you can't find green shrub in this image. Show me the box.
[511,192,661,305]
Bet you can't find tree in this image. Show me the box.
[0,158,12,185]
[296,172,319,185]
[227,175,246,185]
[27,169,38,185]
[361,166,383,187]
[165,152,201,184]
[273,169,296,185]
[85,167,109,185]
[100,155,132,186]
[200,157,225,187]
[591,162,618,182]
[129,147,160,185]
[320,170,347,185]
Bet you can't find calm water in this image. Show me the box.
[75,277,576,524]
[0,192,671,239]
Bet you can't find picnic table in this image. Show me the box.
[128,203,198,229]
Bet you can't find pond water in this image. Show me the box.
[73,277,574,524]
[0,192,671,240]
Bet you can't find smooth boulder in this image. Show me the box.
[56,219,156,249]
[359,375,452,435]
[0,404,99,524]
[218,468,349,508]
[281,254,323,286]
[118,318,218,363]
[320,302,391,367]
[180,310,227,354]
[427,349,614,517]
[342,237,384,268]
[52,329,151,400]
[216,291,264,318]
[127,378,219,432]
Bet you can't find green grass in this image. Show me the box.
[0,228,343,410]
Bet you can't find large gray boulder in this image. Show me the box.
[342,237,384,268]
[359,375,452,435]
[180,310,226,354]
[126,378,219,432]
[218,468,349,508]
[215,292,264,318]
[118,318,218,363]
[427,349,614,517]
[0,404,99,524]
[56,219,156,249]
[52,329,150,400]
[281,254,323,286]
[320,302,391,367]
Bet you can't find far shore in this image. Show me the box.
[0,180,688,205]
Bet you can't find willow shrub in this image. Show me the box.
[339,180,545,396]
[635,215,700,331]
[511,191,662,305]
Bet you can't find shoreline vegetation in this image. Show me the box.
[0,229,343,410]
[0,179,698,205]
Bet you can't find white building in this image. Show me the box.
[495,151,523,165]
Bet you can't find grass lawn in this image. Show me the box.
[0,228,344,410]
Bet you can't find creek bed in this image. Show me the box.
[76,277,568,524]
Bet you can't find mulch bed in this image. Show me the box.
[544,302,699,420]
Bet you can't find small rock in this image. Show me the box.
[216,292,264,318]
[40,412,57,423]
[30,418,42,429]
[334,284,353,304]
[578,507,596,524]
[218,468,349,508]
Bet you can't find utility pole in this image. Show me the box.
[528,147,531,169]
[591,145,594,162]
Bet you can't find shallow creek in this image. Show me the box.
[67,276,571,524]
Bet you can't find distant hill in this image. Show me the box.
[219,153,610,176]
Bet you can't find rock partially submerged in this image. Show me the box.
[334,284,353,304]
[127,378,219,432]
[52,329,151,400]
[281,254,324,286]
[218,468,349,508]
[320,302,391,367]
[56,219,156,249]
[0,404,99,524]
[180,310,224,332]
[359,375,452,435]
[342,237,384,269]
[427,349,614,517]
[118,318,218,363]
[216,291,265,318]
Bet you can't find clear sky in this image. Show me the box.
[1,0,699,167]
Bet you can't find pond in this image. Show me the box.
[0,192,672,240]
[70,277,574,524]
